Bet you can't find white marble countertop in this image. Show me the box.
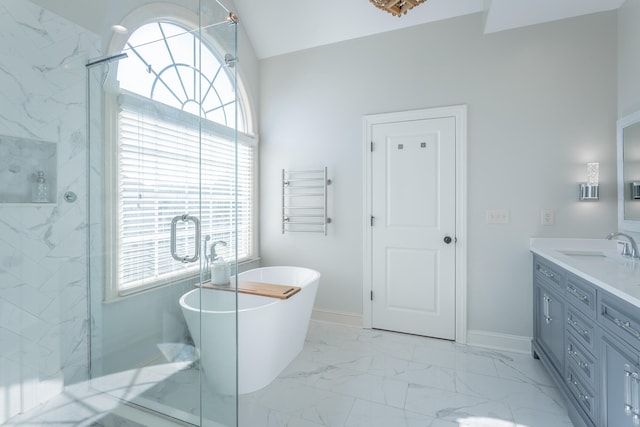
[530,238,640,309]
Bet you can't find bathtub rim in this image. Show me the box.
[179,266,320,315]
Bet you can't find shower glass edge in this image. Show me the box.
[86,0,239,425]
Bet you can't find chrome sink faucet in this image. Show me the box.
[606,232,640,258]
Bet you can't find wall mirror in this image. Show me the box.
[618,109,640,232]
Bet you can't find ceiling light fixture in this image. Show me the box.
[369,0,428,17]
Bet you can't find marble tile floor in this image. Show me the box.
[4,320,574,427]
[2,362,202,427]
[239,321,574,427]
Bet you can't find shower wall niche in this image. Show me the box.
[0,135,57,204]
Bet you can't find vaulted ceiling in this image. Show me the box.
[233,0,625,58]
[27,0,626,59]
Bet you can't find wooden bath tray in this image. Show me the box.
[200,280,301,300]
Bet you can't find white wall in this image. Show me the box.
[618,0,640,117]
[259,11,618,342]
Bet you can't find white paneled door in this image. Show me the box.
[370,116,456,340]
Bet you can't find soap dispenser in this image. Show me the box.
[210,241,230,286]
[32,171,49,203]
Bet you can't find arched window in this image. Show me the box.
[117,21,246,131]
[108,19,255,296]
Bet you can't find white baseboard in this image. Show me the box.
[311,308,363,327]
[466,329,532,354]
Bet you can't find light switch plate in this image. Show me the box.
[486,209,510,224]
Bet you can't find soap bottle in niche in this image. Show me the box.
[210,241,230,286]
[32,171,49,203]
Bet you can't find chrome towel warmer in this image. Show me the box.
[282,167,331,235]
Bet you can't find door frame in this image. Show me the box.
[362,105,467,344]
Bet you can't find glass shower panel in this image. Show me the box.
[198,3,239,426]
[87,3,238,425]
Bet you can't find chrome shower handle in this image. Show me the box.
[170,214,201,263]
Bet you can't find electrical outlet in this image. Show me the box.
[486,209,510,224]
[541,209,555,226]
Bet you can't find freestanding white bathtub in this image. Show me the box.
[179,266,319,394]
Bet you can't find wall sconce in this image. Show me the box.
[631,182,640,200]
[579,162,599,201]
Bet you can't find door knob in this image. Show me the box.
[444,236,453,244]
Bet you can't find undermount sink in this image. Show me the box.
[558,250,638,267]
[559,250,607,258]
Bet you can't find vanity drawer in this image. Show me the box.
[599,293,640,351]
[534,256,565,291]
[566,335,597,389]
[566,274,596,316]
[565,367,597,424]
[566,307,596,353]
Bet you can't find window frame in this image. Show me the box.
[102,16,258,301]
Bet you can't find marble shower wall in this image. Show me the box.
[0,1,99,423]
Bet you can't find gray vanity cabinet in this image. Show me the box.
[534,282,566,374]
[533,255,598,427]
[533,257,566,376]
[600,333,640,426]
[598,292,640,426]
[532,253,640,427]
[565,304,599,424]
[567,274,597,316]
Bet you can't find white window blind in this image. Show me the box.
[117,93,253,293]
